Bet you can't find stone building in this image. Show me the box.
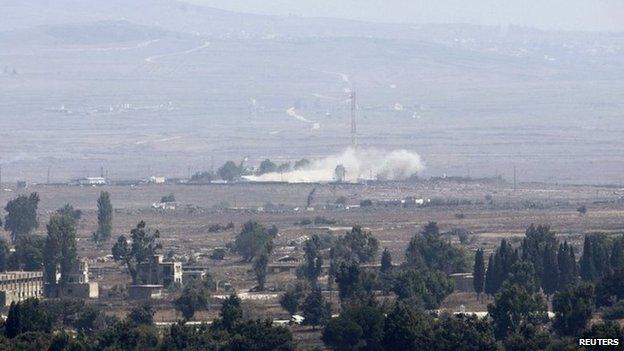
[45,259,99,299]
[0,271,44,306]
[129,255,182,300]
[136,255,182,287]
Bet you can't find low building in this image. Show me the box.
[152,202,177,210]
[78,177,106,186]
[149,176,166,184]
[45,259,99,299]
[0,271,44,306]
[137,255,182,288]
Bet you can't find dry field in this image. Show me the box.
[0,179,623,348]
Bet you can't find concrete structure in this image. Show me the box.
[45,259,99,299]
[449,273,474,293]
[182,265,211,285]
[268,262,381,275]
[137,255,182,287]
[128,285,163,300]
[0,271,44,306]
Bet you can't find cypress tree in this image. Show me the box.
[580,236,596,281]
[484,254,497,295]
[558,242,577,289]
[611,237,624,271]
[381,249,393,273]
[542,245,559,295]
[473,249,485,297]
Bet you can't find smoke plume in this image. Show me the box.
[244,148,424,183]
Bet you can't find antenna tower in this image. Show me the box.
[350,90,357,148]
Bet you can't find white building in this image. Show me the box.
[78,177,106,186]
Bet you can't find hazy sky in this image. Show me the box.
[187,0,624,32]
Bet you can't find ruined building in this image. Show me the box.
[0,271,44,306]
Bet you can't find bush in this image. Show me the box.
[604,300,624,320]
[360,199,373,207]
[210,248,226,260]
[314,216,336,225]
[295,218,312,226]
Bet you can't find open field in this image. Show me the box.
[2,179,623,341]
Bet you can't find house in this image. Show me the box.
[0,271,44,306]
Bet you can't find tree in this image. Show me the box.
[484,254,498,295]
[280,283,305,316]
[218,161,242,182]
[473,248,485,297]
[380,249,393,273]
[557,242,578,289]
[111,221,162,284]
[552,283,594,336]
[580,234,610,281]
[610,236,624,271]
[520,224,557,291]
[595,269,624,307]
[128,302,155,325]
[322,302,385,351]
[233,221,274,262]
[301,288,331,329]
[256,159,277,175]
[5,298,52,338]
[98,321,159,350]
[0,238,9,272]
[94,191,113,243]
[43,213,77,285]
[294,158,310,170]
[11,235,45,271]
[392,268,454,309]
[505,261,539,294]
[161,193,176,203]
[228,320,295,351]
[406,222,469,274]
[382,302,433,351]
[484,240,518,295]
[253,252,269,291]
[334,260,379,302]
[582,321,624,342]
[298,234,324,285]
[219,294,243,331]
[175,284,209,320]
[56,204,82,223]
[331,226,379,264]
[542,245,559,295]
[433,314,498,351]
[4,193,39,242]
[487,282,548,339]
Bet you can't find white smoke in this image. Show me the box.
[244,148,424,183]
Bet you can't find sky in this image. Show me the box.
[186,0,624,32]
